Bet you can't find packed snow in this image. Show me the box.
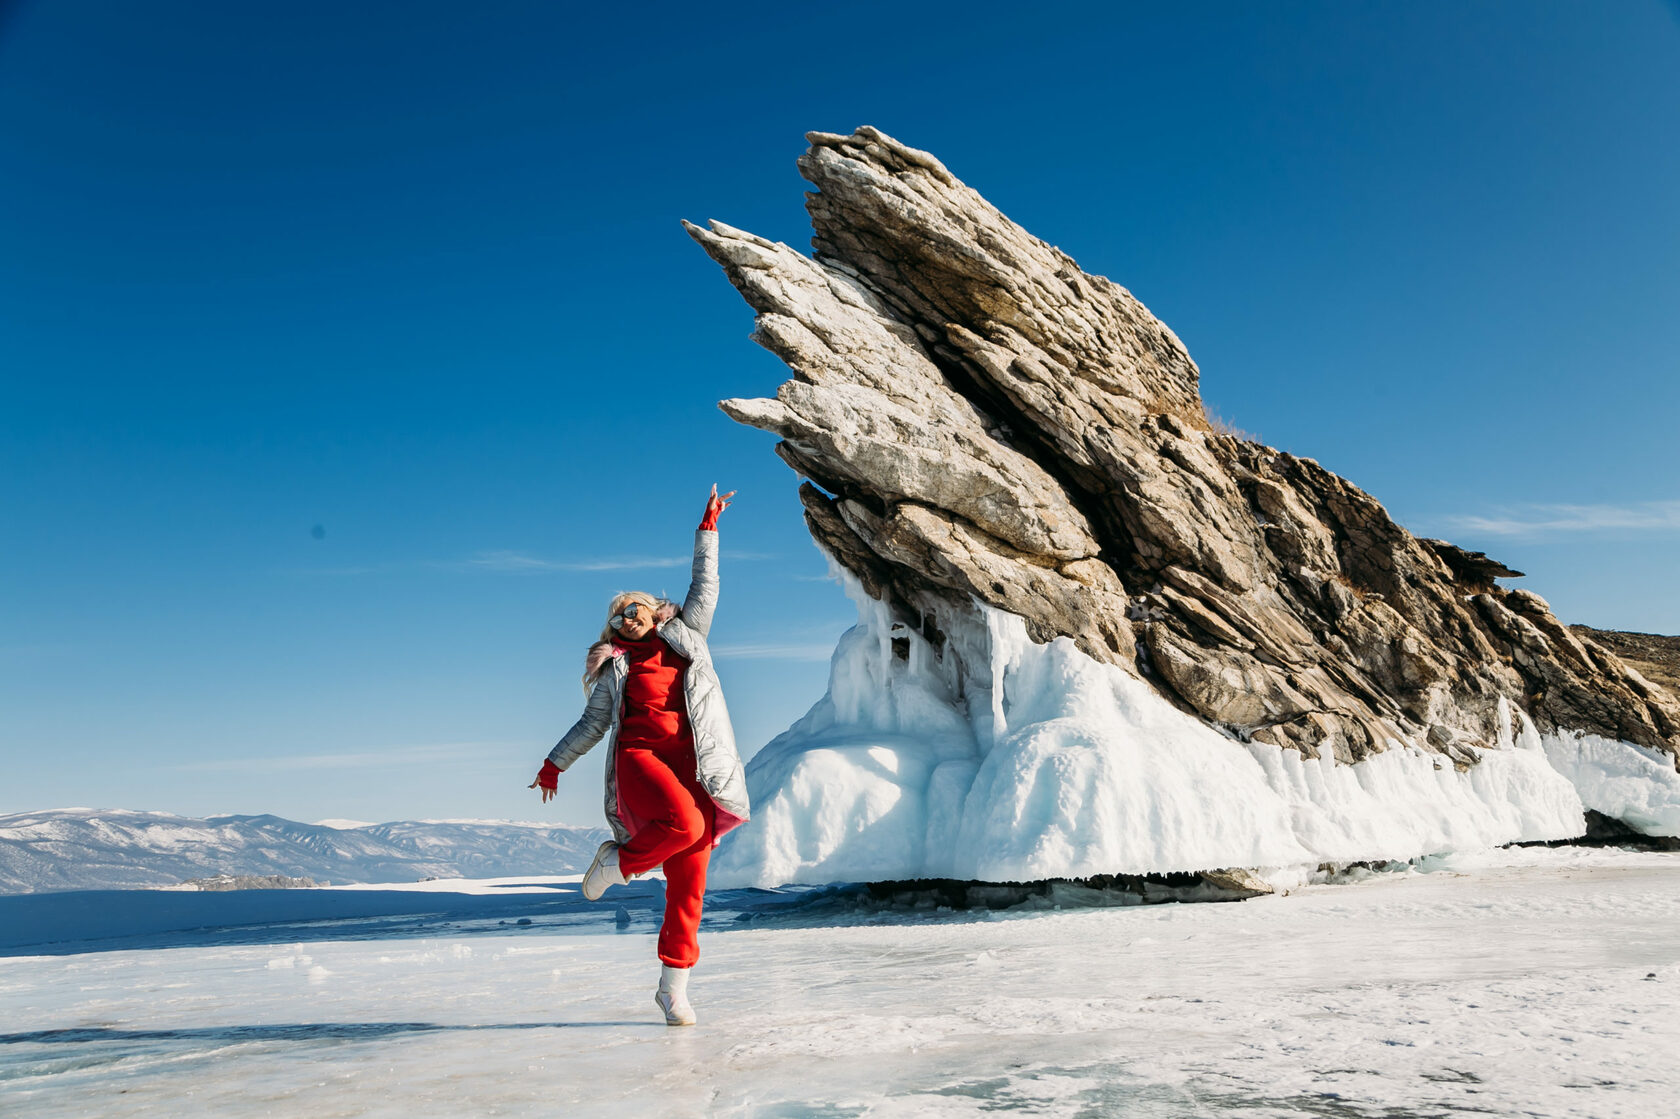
[3,846,1678,1117]
[1538,729,1680,835]
[712,577,1674,888]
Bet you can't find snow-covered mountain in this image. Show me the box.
[0,809,608,894]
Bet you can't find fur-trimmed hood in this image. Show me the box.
[583,602,680,680]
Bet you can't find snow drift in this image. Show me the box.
[711,575,1667,888]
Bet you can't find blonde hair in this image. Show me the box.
[580,591,669,695]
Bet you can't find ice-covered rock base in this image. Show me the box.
[713,577,1678,889]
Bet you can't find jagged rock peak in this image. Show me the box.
[687,127,1680,769]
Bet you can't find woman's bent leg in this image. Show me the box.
[615,745,707,878]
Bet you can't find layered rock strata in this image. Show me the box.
[687,126,1680,773]
[1570,627,1680,695]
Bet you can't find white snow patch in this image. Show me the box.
[711,573,1680,888]
[1244,730,1579,866]
[1536,727,1680,835]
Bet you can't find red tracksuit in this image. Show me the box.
[612,631,716,969]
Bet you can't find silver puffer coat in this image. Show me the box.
[547,529,750,843]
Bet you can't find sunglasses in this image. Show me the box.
[609,603,644,631]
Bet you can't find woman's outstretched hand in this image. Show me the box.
[700,483,735,531]
[529,759,560,803]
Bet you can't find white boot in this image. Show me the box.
[581,841,627,902]
[655,964,697,1026]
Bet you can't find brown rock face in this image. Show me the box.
[688,127,1680,768]
[1568,627,1680,698]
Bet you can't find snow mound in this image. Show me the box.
[713,575,1675,888]
[1538,729,1680,835]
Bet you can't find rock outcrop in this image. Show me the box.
[1570,627,1680,696]
[688,126,1680,776]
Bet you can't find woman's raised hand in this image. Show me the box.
[700,483,735,531]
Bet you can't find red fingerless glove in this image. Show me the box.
[700,488,728,531]
[536,759,560,791]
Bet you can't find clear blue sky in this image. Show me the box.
[3,1,1676,826]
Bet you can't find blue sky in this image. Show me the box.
[2,1,1676,827]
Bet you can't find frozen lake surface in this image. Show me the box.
[3,846,1678,1117]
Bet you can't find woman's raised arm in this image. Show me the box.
[680,484,732,637]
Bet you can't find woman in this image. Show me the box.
[529,484,750,1026]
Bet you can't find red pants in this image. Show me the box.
[615,740,716,968]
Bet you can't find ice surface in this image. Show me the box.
[713,578,1676,888]
[2,848,1678,1117]
[1536,727,1680,835]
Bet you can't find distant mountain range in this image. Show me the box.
[0,809,609,894]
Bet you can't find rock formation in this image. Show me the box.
[1570,627,1680,696]
[687,126,1680,784]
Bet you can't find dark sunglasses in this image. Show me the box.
[609,602,643,631]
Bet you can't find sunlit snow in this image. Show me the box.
[713,576,1671,888]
